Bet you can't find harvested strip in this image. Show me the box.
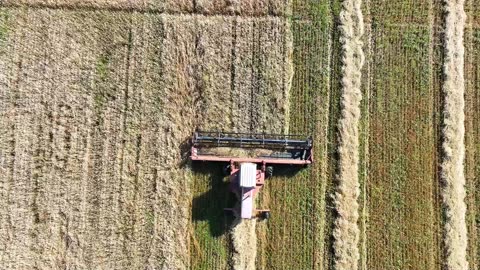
[442,0,468,269]
[231,219,257,270]
[333,0,365,269]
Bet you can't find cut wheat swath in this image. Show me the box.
[333,0,365,269]
[442,0,468,269]
[231,219,257,270]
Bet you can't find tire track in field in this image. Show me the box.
[441,0,468,269]
[333,0,365,269]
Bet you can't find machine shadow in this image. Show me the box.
[190,161,305,237]
[191,162,236,237]
[266,164,306,178]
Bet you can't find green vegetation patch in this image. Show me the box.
[370,0,431,24]
[290,0,332,27]
[262,2,336,268]
[0,9,11,45]
[366,24,440,270]
[190,164,231,270]
[464,26,480,270]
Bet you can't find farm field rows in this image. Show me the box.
[0,8,205,269]
[0,0,478,269]
[189,1,341,269]
[465,1,480,269]
[363,0,443,269]
[365,23,441,270]
[0,0,288,16]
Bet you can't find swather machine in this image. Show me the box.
[190,131,313,220]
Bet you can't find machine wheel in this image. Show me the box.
[223,165,231,176]
[266,166,273,178]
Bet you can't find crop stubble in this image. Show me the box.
[464,2,480,269]
[0,4,301,270]
[365,0,442,268]
[260,1,338,270]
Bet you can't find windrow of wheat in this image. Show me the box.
[442,0,468,269]
[333,0,365,269]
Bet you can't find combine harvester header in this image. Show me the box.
[190,131,313,219]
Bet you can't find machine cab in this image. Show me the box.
[239,163,258,219]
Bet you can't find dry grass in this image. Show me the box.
[442,0,468,269]
[1,0,286,15]
[2,1,477,270]
[0,9,197,269]
[190,14,292,269]
[195,0,287,16]
[464,3,480,267]
[1,0,194,13]
[191,16,291,133]
[333,0,364,269]
[231,219,257,270]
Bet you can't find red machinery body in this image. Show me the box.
[225,162,266,219]
[190,131,313,219]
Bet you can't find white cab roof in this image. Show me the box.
[239,163,257,188]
